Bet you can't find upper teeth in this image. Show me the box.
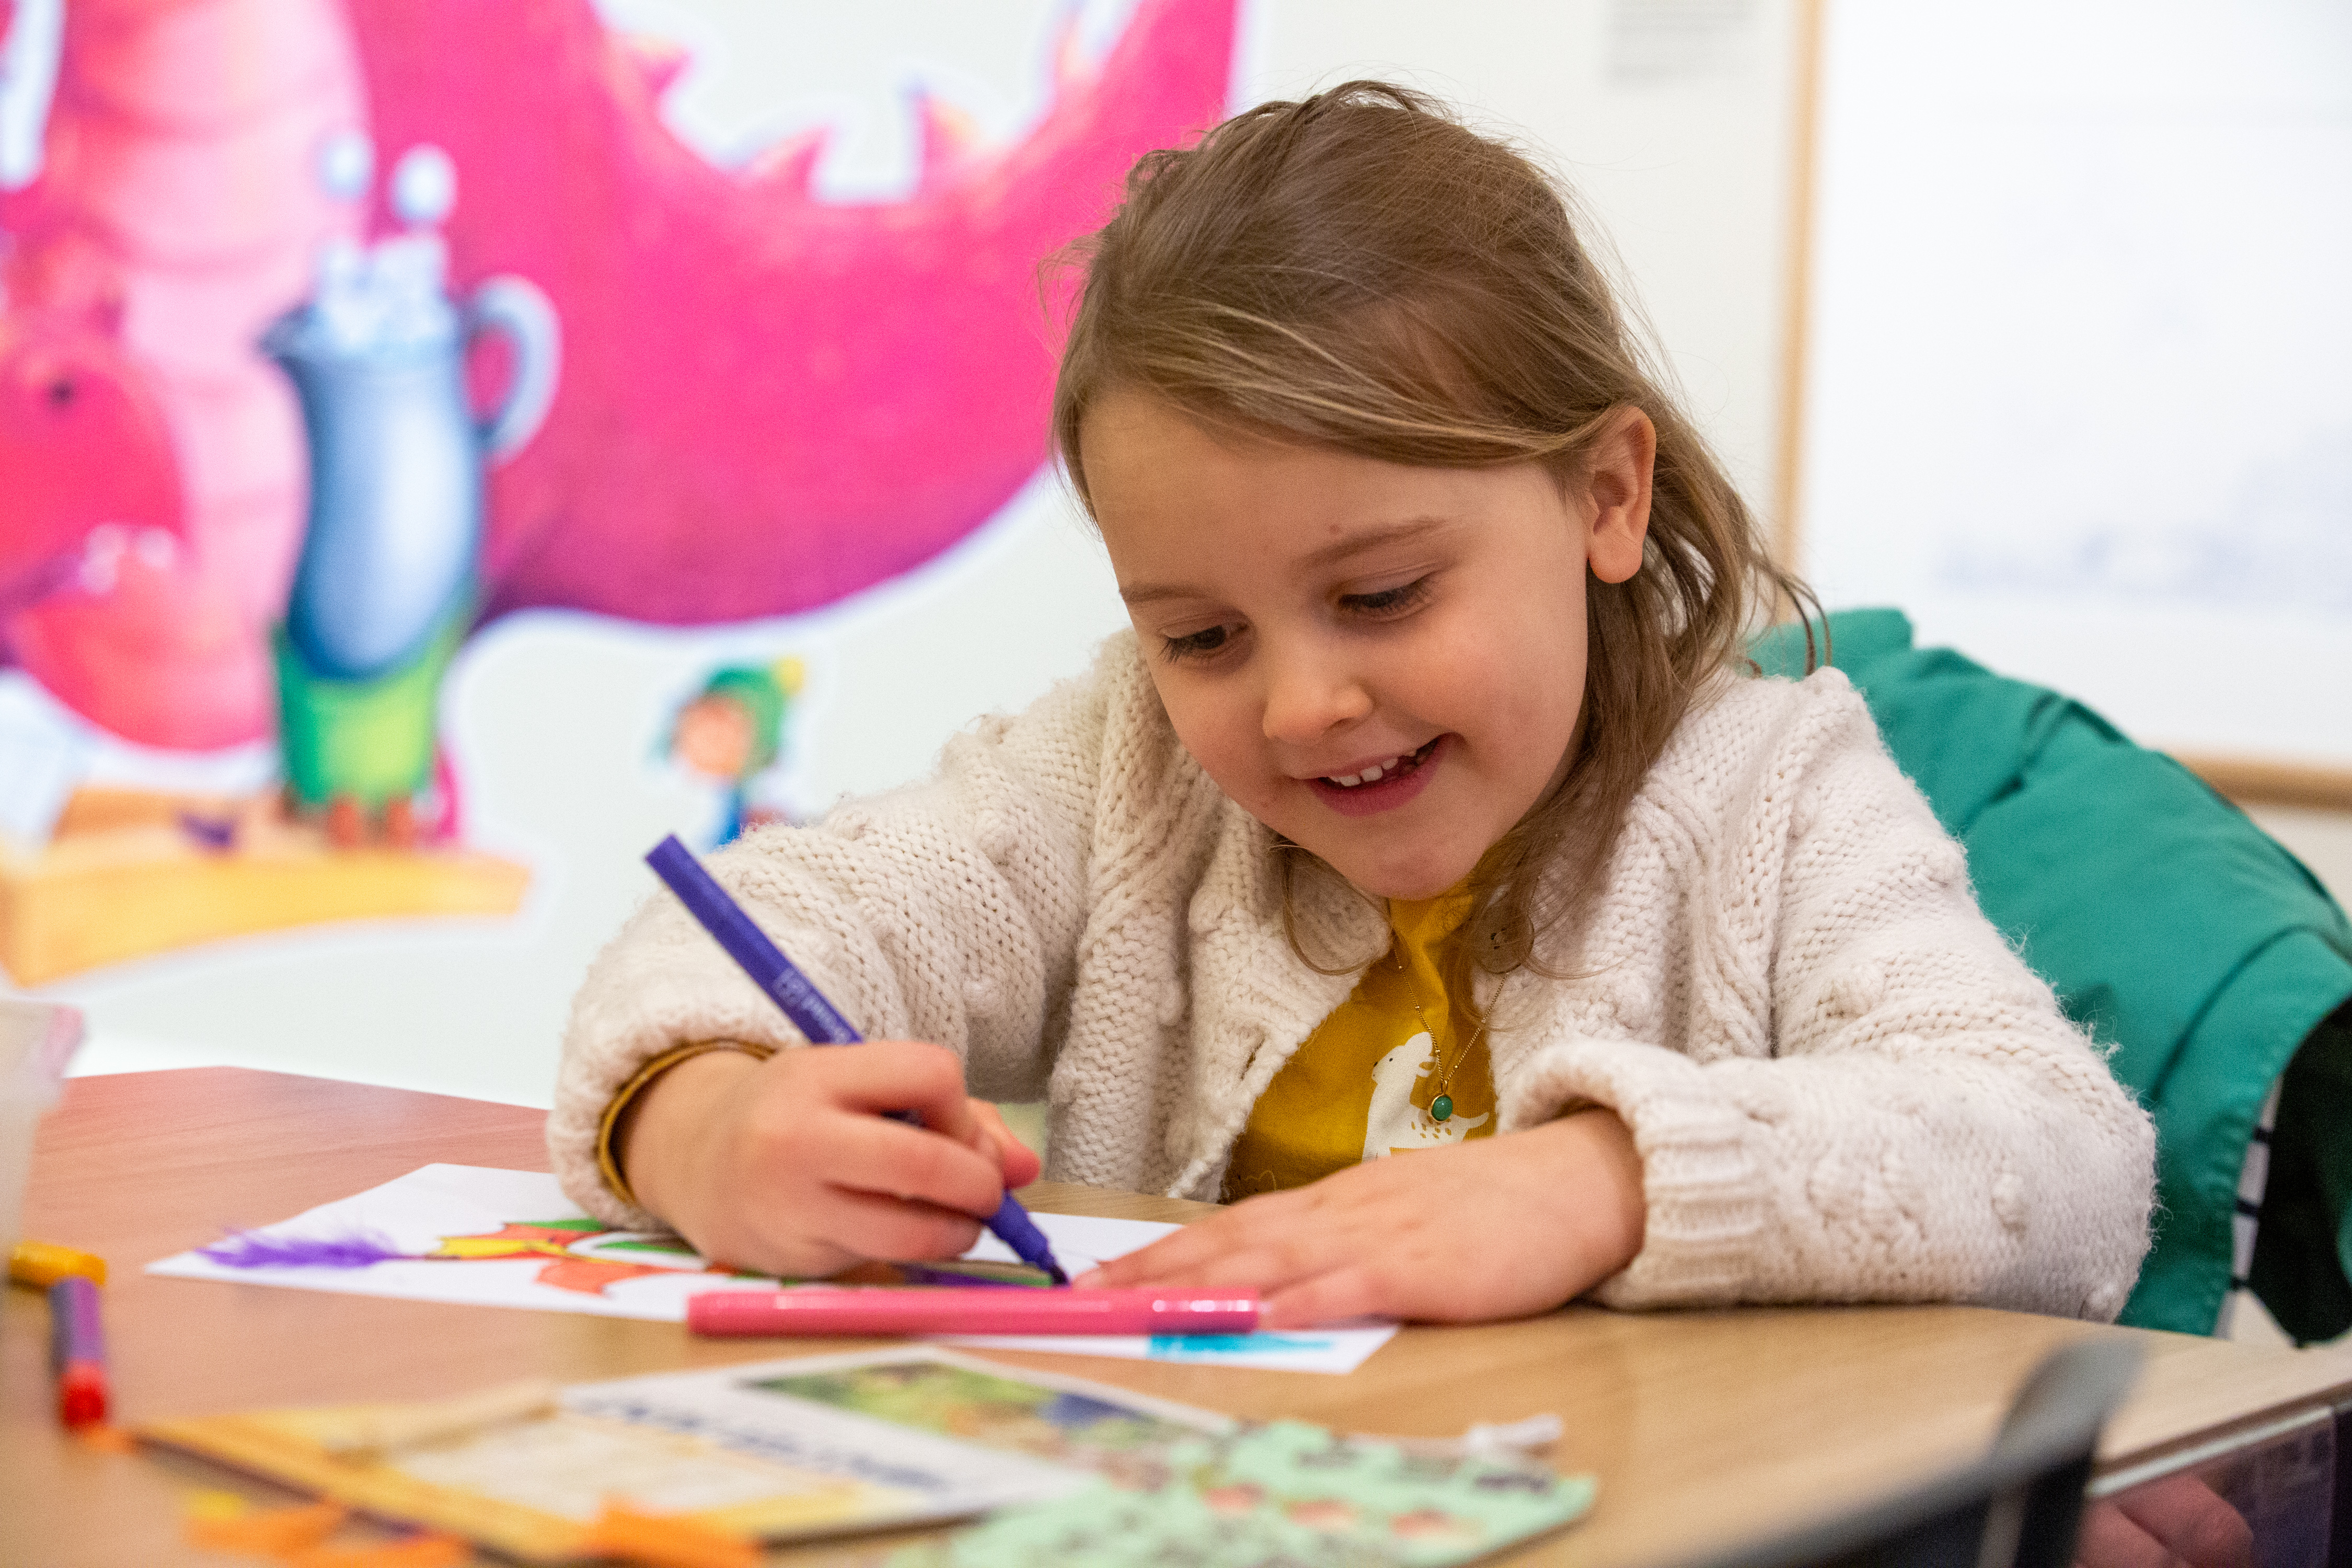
[1330,755,1403,788]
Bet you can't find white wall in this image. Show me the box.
[1795,0,2352,768]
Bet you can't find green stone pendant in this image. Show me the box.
[1431,1094,1454,1123]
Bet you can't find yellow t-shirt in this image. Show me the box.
[1221,886,1496,1201]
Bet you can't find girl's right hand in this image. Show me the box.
[616,1041,1040,1277]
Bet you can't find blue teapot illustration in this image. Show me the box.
[264,145,559,847]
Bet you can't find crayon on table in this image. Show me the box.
[11,1238,108,1288]
[643,835,1070,1284]
[49,1274,109,1427]
[688,1286,1261,1338]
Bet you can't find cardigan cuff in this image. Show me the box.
[1500,1036,1766,1309]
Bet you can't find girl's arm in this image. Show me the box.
[1505,677,2158,1321]
[547,649,1115,1233]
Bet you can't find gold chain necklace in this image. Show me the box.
[1397,948,1481,1124]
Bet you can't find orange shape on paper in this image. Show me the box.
[533,1256,682,1295]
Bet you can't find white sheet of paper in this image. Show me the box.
[144,1164,1397,1373]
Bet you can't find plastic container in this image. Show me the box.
[1,1001,84,1283]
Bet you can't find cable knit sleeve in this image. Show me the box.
[1498,672,2157,1321]
[547,643,1117,1226]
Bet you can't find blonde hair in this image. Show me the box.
[1053,82,1817,972]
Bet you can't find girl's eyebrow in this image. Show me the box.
[1297,515,1452,571]
[1117,581,1209,607]
[1119,516,1454,606]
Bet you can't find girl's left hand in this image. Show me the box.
[1077,1109,1646,1327]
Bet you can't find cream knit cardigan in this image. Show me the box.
[553,634,2155,1320]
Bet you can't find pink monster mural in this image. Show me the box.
[2,0,364,750]
[0,0,1237,982]
[349,0,1237,629]
[0,235,186,651]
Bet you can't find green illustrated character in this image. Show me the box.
[667,657,804,846]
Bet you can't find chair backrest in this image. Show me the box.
[1666,1338,2143,1568]
[1750,607,2352,1335]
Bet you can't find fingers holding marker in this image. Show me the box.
[820,1044,1049,1187]
[733,1044,1012,1215]
[628,1043,1008,1275]
[816,1188,987,1265]
[825,1106,1008,1219]
[639,841,1071,1282]
[821,1039,973,1125]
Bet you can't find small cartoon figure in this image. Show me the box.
[667,657,804,846]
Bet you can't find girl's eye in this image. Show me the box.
[1340,577,1433,617]
[1161,625,1234,662]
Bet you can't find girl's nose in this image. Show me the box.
[1261,649,1374,745]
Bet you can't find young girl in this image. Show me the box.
[552,84,2155,1329]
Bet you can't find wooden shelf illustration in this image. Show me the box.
[0,789,529,986]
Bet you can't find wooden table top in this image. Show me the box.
[7,1067,2350,1567]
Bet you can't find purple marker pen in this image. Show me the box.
[644,836,1070,1285]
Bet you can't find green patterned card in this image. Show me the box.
[893,1419,1596,1568]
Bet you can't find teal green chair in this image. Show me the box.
[1752,610,2352,1338]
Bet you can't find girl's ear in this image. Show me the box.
[1585,407,1655,585]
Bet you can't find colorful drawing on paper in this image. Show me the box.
[145,1165,1399,1373]
[147,1165,758,1319]
[0,0,1238,982]
[422,1219,720,1299]
[192,1208,760,1302]
[194,1208,1047,1301]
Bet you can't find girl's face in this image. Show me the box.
[1083,389,1653,900]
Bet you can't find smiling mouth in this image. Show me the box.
[1320,736,1440,789]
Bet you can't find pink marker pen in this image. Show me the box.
[687,1286,1260,1339]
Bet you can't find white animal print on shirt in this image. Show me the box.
[1362,1031,1489,1162]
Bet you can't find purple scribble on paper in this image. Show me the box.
[200,1228,411,1269]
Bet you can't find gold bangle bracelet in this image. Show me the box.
[593,1040,775,1211]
